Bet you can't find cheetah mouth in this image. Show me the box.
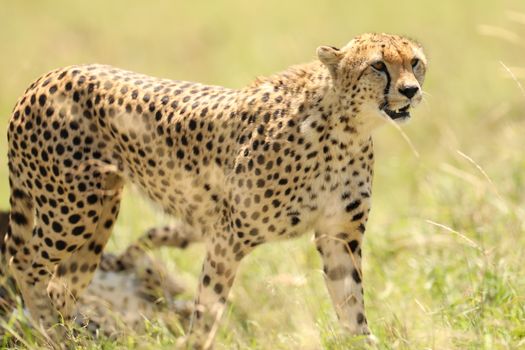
[380,103,411,120]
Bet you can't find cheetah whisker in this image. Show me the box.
[421,90,433,97]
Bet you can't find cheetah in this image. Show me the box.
[5,32,427,348]
[72,222,197,337]
[1,215,197,338]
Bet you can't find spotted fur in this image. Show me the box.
[0,215,197,338]
[5,33,426,348]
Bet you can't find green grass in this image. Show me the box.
[1,0,524,349]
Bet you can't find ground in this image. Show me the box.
[0,1,524,349]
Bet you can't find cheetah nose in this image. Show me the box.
[398,85,419,99]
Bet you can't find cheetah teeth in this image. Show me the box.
[381,104,411,120]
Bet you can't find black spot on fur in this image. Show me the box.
[10,212,28,226]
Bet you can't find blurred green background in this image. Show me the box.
[0,0,524,349]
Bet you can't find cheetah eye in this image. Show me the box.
[371,61,387,73]
[411,58,420,69]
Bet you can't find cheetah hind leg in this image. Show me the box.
[137,222,201,250]
[4,185,72,349]
[113,221,201,272]
[4,184,60,340]
[7,170,123,344]
[3,186,63,346]
[47,171,124,333]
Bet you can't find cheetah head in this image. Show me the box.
[317,33,427,124]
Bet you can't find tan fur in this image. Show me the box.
[0,216,197,338]
[5,33,426,348]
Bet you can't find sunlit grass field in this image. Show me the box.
[1,0,524,349]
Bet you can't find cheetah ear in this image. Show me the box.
[317,46,342,78]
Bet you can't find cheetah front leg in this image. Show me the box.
[314,216,372,338]
[180,231,249,350]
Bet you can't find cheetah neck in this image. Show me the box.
[243,61,374,155]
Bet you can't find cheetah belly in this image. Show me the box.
[121,158,227,234]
